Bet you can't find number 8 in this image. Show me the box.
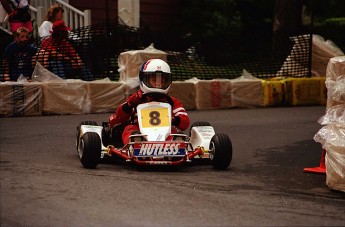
[149,111,161,126]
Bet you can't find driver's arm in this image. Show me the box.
[108,103,132,128]
[108,91,142,128]
[171,97,190,131]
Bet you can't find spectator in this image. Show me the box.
[2,26,37,81]
[0,0,32,36]
[38,4,64,37]
[36,20,84,79]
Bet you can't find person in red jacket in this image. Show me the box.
[1,0,32,36]
[108,59,190,144]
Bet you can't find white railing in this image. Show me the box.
[1,0,90,37]
[53,0,91,29]
[30,5,39,37]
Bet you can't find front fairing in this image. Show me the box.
[137,102,172,141]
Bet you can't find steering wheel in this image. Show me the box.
[141,92,174,107]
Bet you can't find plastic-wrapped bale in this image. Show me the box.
[262,79,286,107]
[308,77,326,106]
[86,80,126,113]
[42,80,89,115]
[314,123,345,192]
[283,78,322,106]
[312,35,344,77]
[169,81,196,110]
[318,58,345,125]
[121,77,140,99]
[325,56,345,110]
[325,78,345,112]
[0,82,42,117]
[318,104,345,125]
[118,45,167,82]
[195,79,232,110]
[231,77,264,108]
[326,56,345,81]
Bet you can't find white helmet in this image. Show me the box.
[139,59,172,94]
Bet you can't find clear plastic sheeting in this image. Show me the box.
[314,124,345,151]
[326,77,345,103]
[31,62,64,82]
[195,79,232,110]
[0,82,43,117]
[121,77,140,98]
[332,78,345,102]
[118,44,167,82]
[169,81,196,110]
[86,79,126,113]
[312,35,345,77]
[231,70,264,108]
[318,104,345,125]
[42,80,89,115]
[313,56,345,192]
[314,123,345,192]
[325,56,345,111]
[326,56,345,81]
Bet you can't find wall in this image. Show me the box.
[68,0,181,31]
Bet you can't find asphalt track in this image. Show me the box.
[1,106,344,226]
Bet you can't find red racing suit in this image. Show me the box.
[108,90,190,144]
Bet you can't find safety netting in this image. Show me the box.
[1,22,312,82]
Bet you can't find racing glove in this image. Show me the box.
[123,90,144,113]
[172,116,181,127]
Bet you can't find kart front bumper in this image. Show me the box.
[106,144,205,166]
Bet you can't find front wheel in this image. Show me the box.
[209,133,232,170]
[79,132,101,168]
[76,121,98,152]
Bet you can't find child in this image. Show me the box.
[2,26,37,81]
[36,20,83,79]
[38,4,64,37]
[108,59,190,144]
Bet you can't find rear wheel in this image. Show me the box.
[209,133,232,170]
[76,121,98,151]
[79,132,101,168]
[110,124,125,147]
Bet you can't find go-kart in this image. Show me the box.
[76,93,233,170]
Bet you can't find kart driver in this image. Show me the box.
[108,59,190,144]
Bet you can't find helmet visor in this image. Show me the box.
[142,72,171,90]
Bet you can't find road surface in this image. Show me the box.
[1,106,344,226]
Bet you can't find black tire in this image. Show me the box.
[189,121,211,136]
[79,132,101,168]
[110,124,125,147]
[76,121,98,151]
[80,121,98,126]
[209,133,232,170]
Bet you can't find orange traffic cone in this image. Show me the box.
[303,149,326,174]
